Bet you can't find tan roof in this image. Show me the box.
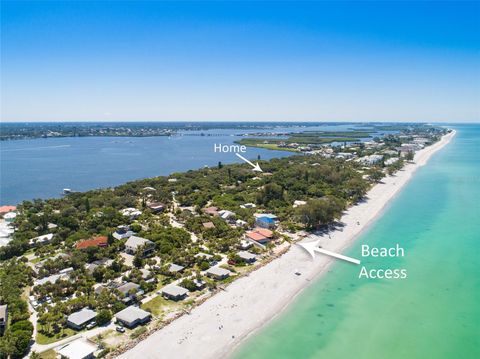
[202,222,215,229]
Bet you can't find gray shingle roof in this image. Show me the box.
[207,266,231,277]
[168,263,185,272]
[125,236,153,249]
[115,306,151,324]
[67,308,97,326]
[162,284,189,297]
[117,282,140,295]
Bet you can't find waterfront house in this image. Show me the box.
[191,278,206,290]
[56,338,98,359]
[385,157,400,166]
[206,266,231,280]
[124,236,155,256]
[0,305,7,336]
[66,308,97,330]
[237,251,257,263]
[246,228,274,245]
[115,306,151,329]
[161,284,189,301]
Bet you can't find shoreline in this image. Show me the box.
[117,131,455,359]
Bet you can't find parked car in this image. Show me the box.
[116,326,125,333]
[86,321,97,330]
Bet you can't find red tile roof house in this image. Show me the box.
[245,228,275,246]
[76,236,108,250]
[0,206,16,217]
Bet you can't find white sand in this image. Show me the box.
[118,131,455,359]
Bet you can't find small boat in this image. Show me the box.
[63,188,72,195]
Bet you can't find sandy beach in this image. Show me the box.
[117,131,455,359]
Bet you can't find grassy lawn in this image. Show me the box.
[141,295,182,316]
[38,349,57,359]
[36,325,77,345]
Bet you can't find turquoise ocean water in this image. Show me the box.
[232,124,480,359]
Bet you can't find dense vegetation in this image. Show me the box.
[0,259,34,358]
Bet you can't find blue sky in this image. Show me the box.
[1,1,479,122]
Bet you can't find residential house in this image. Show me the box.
[237,251,257,264]
[356,154,384,166]
[194,253,213,261]
[3,212,16,223]
[116,282,143,304]
[255,214,278,228]
[56,338,98,359]
[168,263,185,273]
[246,228,274,245]
[203,206,219,216]
[76,236,108,250]
[113,225,136,240]
[161,284,189,301]
[66,308,97,330]
[206,266,231,280]
[238,239,253,250]
[85,259,113,275]
[120,208,142,219]
[147,202,165,213]
[235,219,248,227]
[240,203,256,209]
[191,278,206,290]
[0,206,16,217]
[218,210,235,222]
[34,267,74,286]
[384,157,400,166]
[124,236,155,256]
[29,233,54,247]
[202,222,215,229]
[115,306,151,329]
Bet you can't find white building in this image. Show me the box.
[120,208,142,219]
[356,154,383,166]
[124,236,155,256]
[56,338,98,359]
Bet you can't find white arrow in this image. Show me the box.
[235,153,263,172]
[298,240,361,264]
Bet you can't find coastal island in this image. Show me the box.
[0,125,452,358]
